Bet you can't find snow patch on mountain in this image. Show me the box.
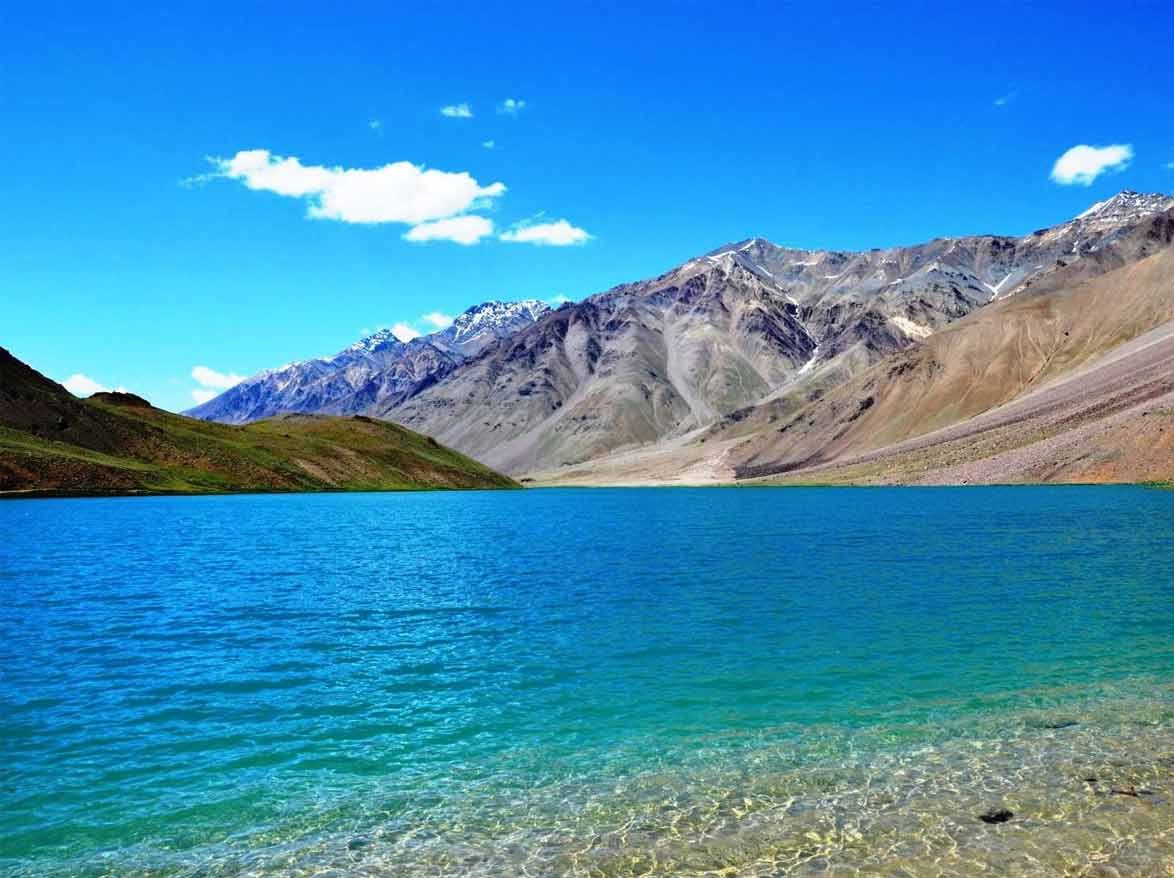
[890,315,934,339]
[1070,191,1174,228]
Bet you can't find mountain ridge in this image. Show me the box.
[387,191,1174,473]
[186,190,1174,482]
[527,212,1174,487]
[186,298,551,424]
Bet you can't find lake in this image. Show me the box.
[2,486,1172,875]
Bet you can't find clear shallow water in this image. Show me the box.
[1,486,1172,876]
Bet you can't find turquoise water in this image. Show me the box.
[1,486,1172,875]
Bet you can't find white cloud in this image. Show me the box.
[500,219,592,246]
[63,374,112,396]
[363,315,449,343]
[404,215,494,245]
[440,103,473,118]
[191,365,245,389]
[211,149,506,226]
[547,294,572,306]
[481,139,495,150]
[1166,161,1174,170]
[1050,144,1134,186]
[497,98,526,116]
[189,365,245,406]
[993,91,1015,107]
[369,118,382,133]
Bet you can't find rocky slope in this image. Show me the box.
[186,299,550,424]
[0,348,517,495]
[530,211,1174,487]
[731,315,1174,488]
[391,191,1174,473]
[725,213,1174,480]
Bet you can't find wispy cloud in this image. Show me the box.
[404,215,494,245]
[190,365,245,404]
[62,373,125,397]
[206,150,506,231]
[421,311,455,329]
[547,294,572,306]
[369,118,383,136]
[1166,161,1174,170]
[501,219,591,246]
[993,91,1016,107]
[440,103,473,118]
[1050,143,1134,186]
[497,98,526,116]
[179,168,218,189]
[481,139,496,150]
[392,323,420,342]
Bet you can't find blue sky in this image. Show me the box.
[3,1,1172,411]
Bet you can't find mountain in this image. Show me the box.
[186,299,550,424]
[722,211,1174,482]
[182,190,1174,483]
[388,191,1174,474]
[0,348,517,495]
[386,256,818,472]
[530,207,1174,487]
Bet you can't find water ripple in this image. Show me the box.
[1,486,1173,875]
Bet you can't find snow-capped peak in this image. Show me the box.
[448,299,550,343]
[186,296,551,419]
[1072,190,1174,226]
[704,237,772,260]
[342,327,405,355]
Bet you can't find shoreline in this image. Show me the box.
[0,483,521,501]
[3,479,1169,500]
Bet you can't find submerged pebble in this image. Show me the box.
[979,808,1014,824]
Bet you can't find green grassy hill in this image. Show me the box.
[0,347,517,495]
